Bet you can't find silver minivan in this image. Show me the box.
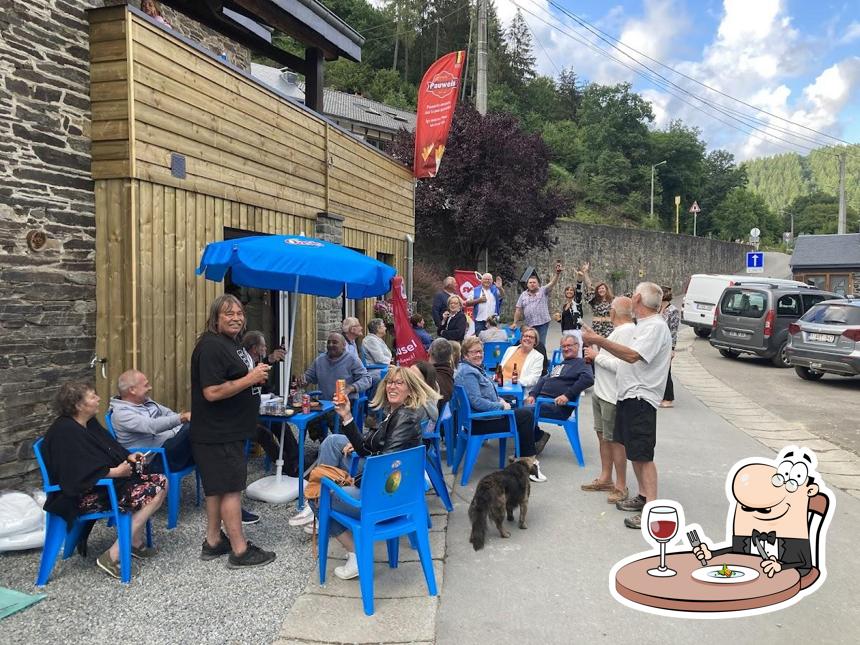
[709,283,838,367]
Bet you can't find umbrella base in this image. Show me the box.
[245,475,305,504]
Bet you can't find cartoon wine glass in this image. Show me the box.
[647,505,679,577]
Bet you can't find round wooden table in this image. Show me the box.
[615,553,801,613]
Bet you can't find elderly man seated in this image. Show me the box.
[109,369,193,472]
[524,333,594,455]
[110,369,263,525]
[341,317,363,359]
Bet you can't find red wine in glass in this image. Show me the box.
[647,506,679,577]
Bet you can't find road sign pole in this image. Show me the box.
[694,212,698,237]
[675,202,679,234]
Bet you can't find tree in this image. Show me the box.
[650,121,706,231]
[696,149,747,236]
[388,105,569,274]
[505,9,536,86]
[712,188,779,242]
[788,191,860,235]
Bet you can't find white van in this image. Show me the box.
[681,274,809,338]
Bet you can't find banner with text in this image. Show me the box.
[414,51,465,179]
[391,275,428,366]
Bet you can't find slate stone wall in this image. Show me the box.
[0,0,250,488]
[501,221,752,316]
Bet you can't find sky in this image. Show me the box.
[492,0,860,161]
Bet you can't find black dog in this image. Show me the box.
[468,459,538,551]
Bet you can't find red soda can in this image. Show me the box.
[301,394,310,415]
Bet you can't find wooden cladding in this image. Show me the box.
[88,7,413,413]
[95,179,317,411]
[89,7,414,233]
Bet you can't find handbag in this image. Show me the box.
[304,465,354,554]
[304,465,354,500]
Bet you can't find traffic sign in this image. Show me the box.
[689,201,700,213]
[750,227,761,238]
[674,195,681,206]
[746,251,764,273]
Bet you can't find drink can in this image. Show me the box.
[335,378,346,404]
[302,394,310,414]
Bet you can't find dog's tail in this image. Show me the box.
[468,485,490,551]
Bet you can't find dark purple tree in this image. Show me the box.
[389,104,570,276]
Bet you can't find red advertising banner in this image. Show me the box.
[454,269,482,318]
[391,275,428,367]
[414,51,465,179]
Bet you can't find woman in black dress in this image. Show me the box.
[438,295,467,342]
[42,382,166,579]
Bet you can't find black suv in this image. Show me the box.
[709,282,840,367]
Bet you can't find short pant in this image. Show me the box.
[192,440,248,496]
[592,395,617,442]
[614,398,657,462]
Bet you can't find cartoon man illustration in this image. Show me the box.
[693,448,827,581]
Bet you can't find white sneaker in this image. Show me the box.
[303,523,316,535]
[289,505,315,527]
[529,460,548,483]
[334,552,359,580]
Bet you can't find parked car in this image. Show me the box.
[709,282,839,367]
[681,274,809,338]
[786,297,860,380]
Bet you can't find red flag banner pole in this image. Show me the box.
[391,275,428,367]
[414,51,465,179]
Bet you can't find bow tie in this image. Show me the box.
[752,529,777,545]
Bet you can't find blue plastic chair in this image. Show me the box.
[549,349,563,369]
[105,410,200,529]
[482,341,511,370]
[505,326,522,344]
[33,438,153,585]
[451,385,520,486]
[533,395,585,467]
[437,402,456,467]
[318,446,437,616]
[421,418,453,512]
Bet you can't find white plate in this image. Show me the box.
[691,564,760,584]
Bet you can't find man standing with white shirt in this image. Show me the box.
[464,273,504,336]
[582,296,636,505]
[582,282,671,530]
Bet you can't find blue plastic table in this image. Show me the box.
[497,383,524,408]
[260,399,334,509]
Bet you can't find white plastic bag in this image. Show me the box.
[0,490,45,538]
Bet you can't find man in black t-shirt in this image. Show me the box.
[190,294,276,570]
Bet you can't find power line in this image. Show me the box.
[513,0,848,158]
[521,13,562,77]
[545,0,855,148]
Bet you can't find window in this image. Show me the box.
[829,274,849,296]
[802,293,828,312]
[776,294,801,317]
[805,275,826,290]
[802,304,860,325]
[720,290,767,318]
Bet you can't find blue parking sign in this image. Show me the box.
[746,251,764,273]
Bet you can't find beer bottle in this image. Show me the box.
[495,364,503,386]
[511,363,519,385]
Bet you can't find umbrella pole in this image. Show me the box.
[275,277,300,483]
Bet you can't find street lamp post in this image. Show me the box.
[650,160,667,225]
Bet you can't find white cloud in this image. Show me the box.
[839,21,860,44]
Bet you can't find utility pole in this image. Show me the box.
[476,0,487,115]
[838,152,846,234]
[650,160,666,225]
[461,2,474,102]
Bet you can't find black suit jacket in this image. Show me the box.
[712,534,813,576]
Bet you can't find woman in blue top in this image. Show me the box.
[454,337,545,481]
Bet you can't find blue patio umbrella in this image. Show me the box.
[196,234,397,495]
[196,234,396,299]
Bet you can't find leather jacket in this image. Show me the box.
[341,406,422,458]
